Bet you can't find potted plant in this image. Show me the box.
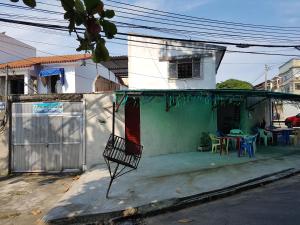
[198,132,211,151]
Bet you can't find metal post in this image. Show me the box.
[112,102,115,144]
[106,163,119,198]
[5,65,8,103]
[270,98,273,127]
[264,65,270,91]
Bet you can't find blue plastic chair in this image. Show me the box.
[216,130,225,137]
[240,136,255,158]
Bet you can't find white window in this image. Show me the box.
[169,58,201,79]
[295,83,300,90]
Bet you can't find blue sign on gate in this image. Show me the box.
[33,102,63,114]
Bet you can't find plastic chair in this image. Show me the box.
[240,136,255,158]
[209,134,221,153]
[252,133,259,153]
[290,132,297,145]
[258,128,273,146]
[216,130,225,137]
[230,129,244,135]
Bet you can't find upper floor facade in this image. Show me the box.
[128,35,226,90]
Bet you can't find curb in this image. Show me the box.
[45,168,300,225]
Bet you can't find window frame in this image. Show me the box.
[168,57,201,80]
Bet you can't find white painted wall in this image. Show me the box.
[37,64,76,94]
[282,104,300,120]
[37,61,121,94]
[128,36,220,90]
[75,59,119,93]
[0,33,36,63]
[84,93,125,168]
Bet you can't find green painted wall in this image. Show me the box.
[140,97,217,156]
[140,96,269,156]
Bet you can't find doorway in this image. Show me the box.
[217,104,241,134]
[125,98,141,154]
[10,77,24,94]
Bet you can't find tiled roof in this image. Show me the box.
[0,54,92,69]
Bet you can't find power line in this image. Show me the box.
[2,3,300,46]
[2,17,300,52]
[0,37,284,66]
[112,20,300,44]
[0,3,297,42]
[32,0,300,40]
[1,17,300,58]
[0,3,296,44]
[109,6,300,37]
[115,37,300,57]
[105,0,300,31]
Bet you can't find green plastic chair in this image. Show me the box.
[258,128,273,146]
[209,134,221,153]
[230,129,244,135]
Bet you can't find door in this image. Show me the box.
[125,98,141,155]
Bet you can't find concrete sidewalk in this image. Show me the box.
[44,147,300,224]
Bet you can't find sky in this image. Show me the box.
[1,0,300,85]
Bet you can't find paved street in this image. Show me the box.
[44,148,300,223]
[123,174,300,225]
[0,174,77,225]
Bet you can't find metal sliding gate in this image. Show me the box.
[11,102,84,173]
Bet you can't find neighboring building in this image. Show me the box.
[128,35,226,90]
[0,32,36,64]
[101,56,128,86]
[254,59,300,121]
[0,54,122,95]
[277,58,300,94]
[254,76,282,91]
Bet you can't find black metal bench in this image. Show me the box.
[103,134,143,198]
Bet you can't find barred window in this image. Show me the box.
[169,58,201,79]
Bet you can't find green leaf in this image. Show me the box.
[61,0,75,11]
[76,39,93,51]
[22,0,36,8]
[93,41,109,62]
[74,12,85,26]
[74,0,85,13]
[104,9,115,19]
[101,20,117,39]
[64,11,73,20]
[83,0,101,13]
[68,18,75,34]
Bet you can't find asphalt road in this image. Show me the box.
[121,174,300,225]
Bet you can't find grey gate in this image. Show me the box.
[11,102,84,172]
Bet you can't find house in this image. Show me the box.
[100,56,128,86]
[0,54,123,95]
[254,59,300,121]
[277,59,300,94]
[127,35,226,90]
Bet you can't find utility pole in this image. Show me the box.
[0,65,9,133]
[264,64,270,90]
[5,65,8,101]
